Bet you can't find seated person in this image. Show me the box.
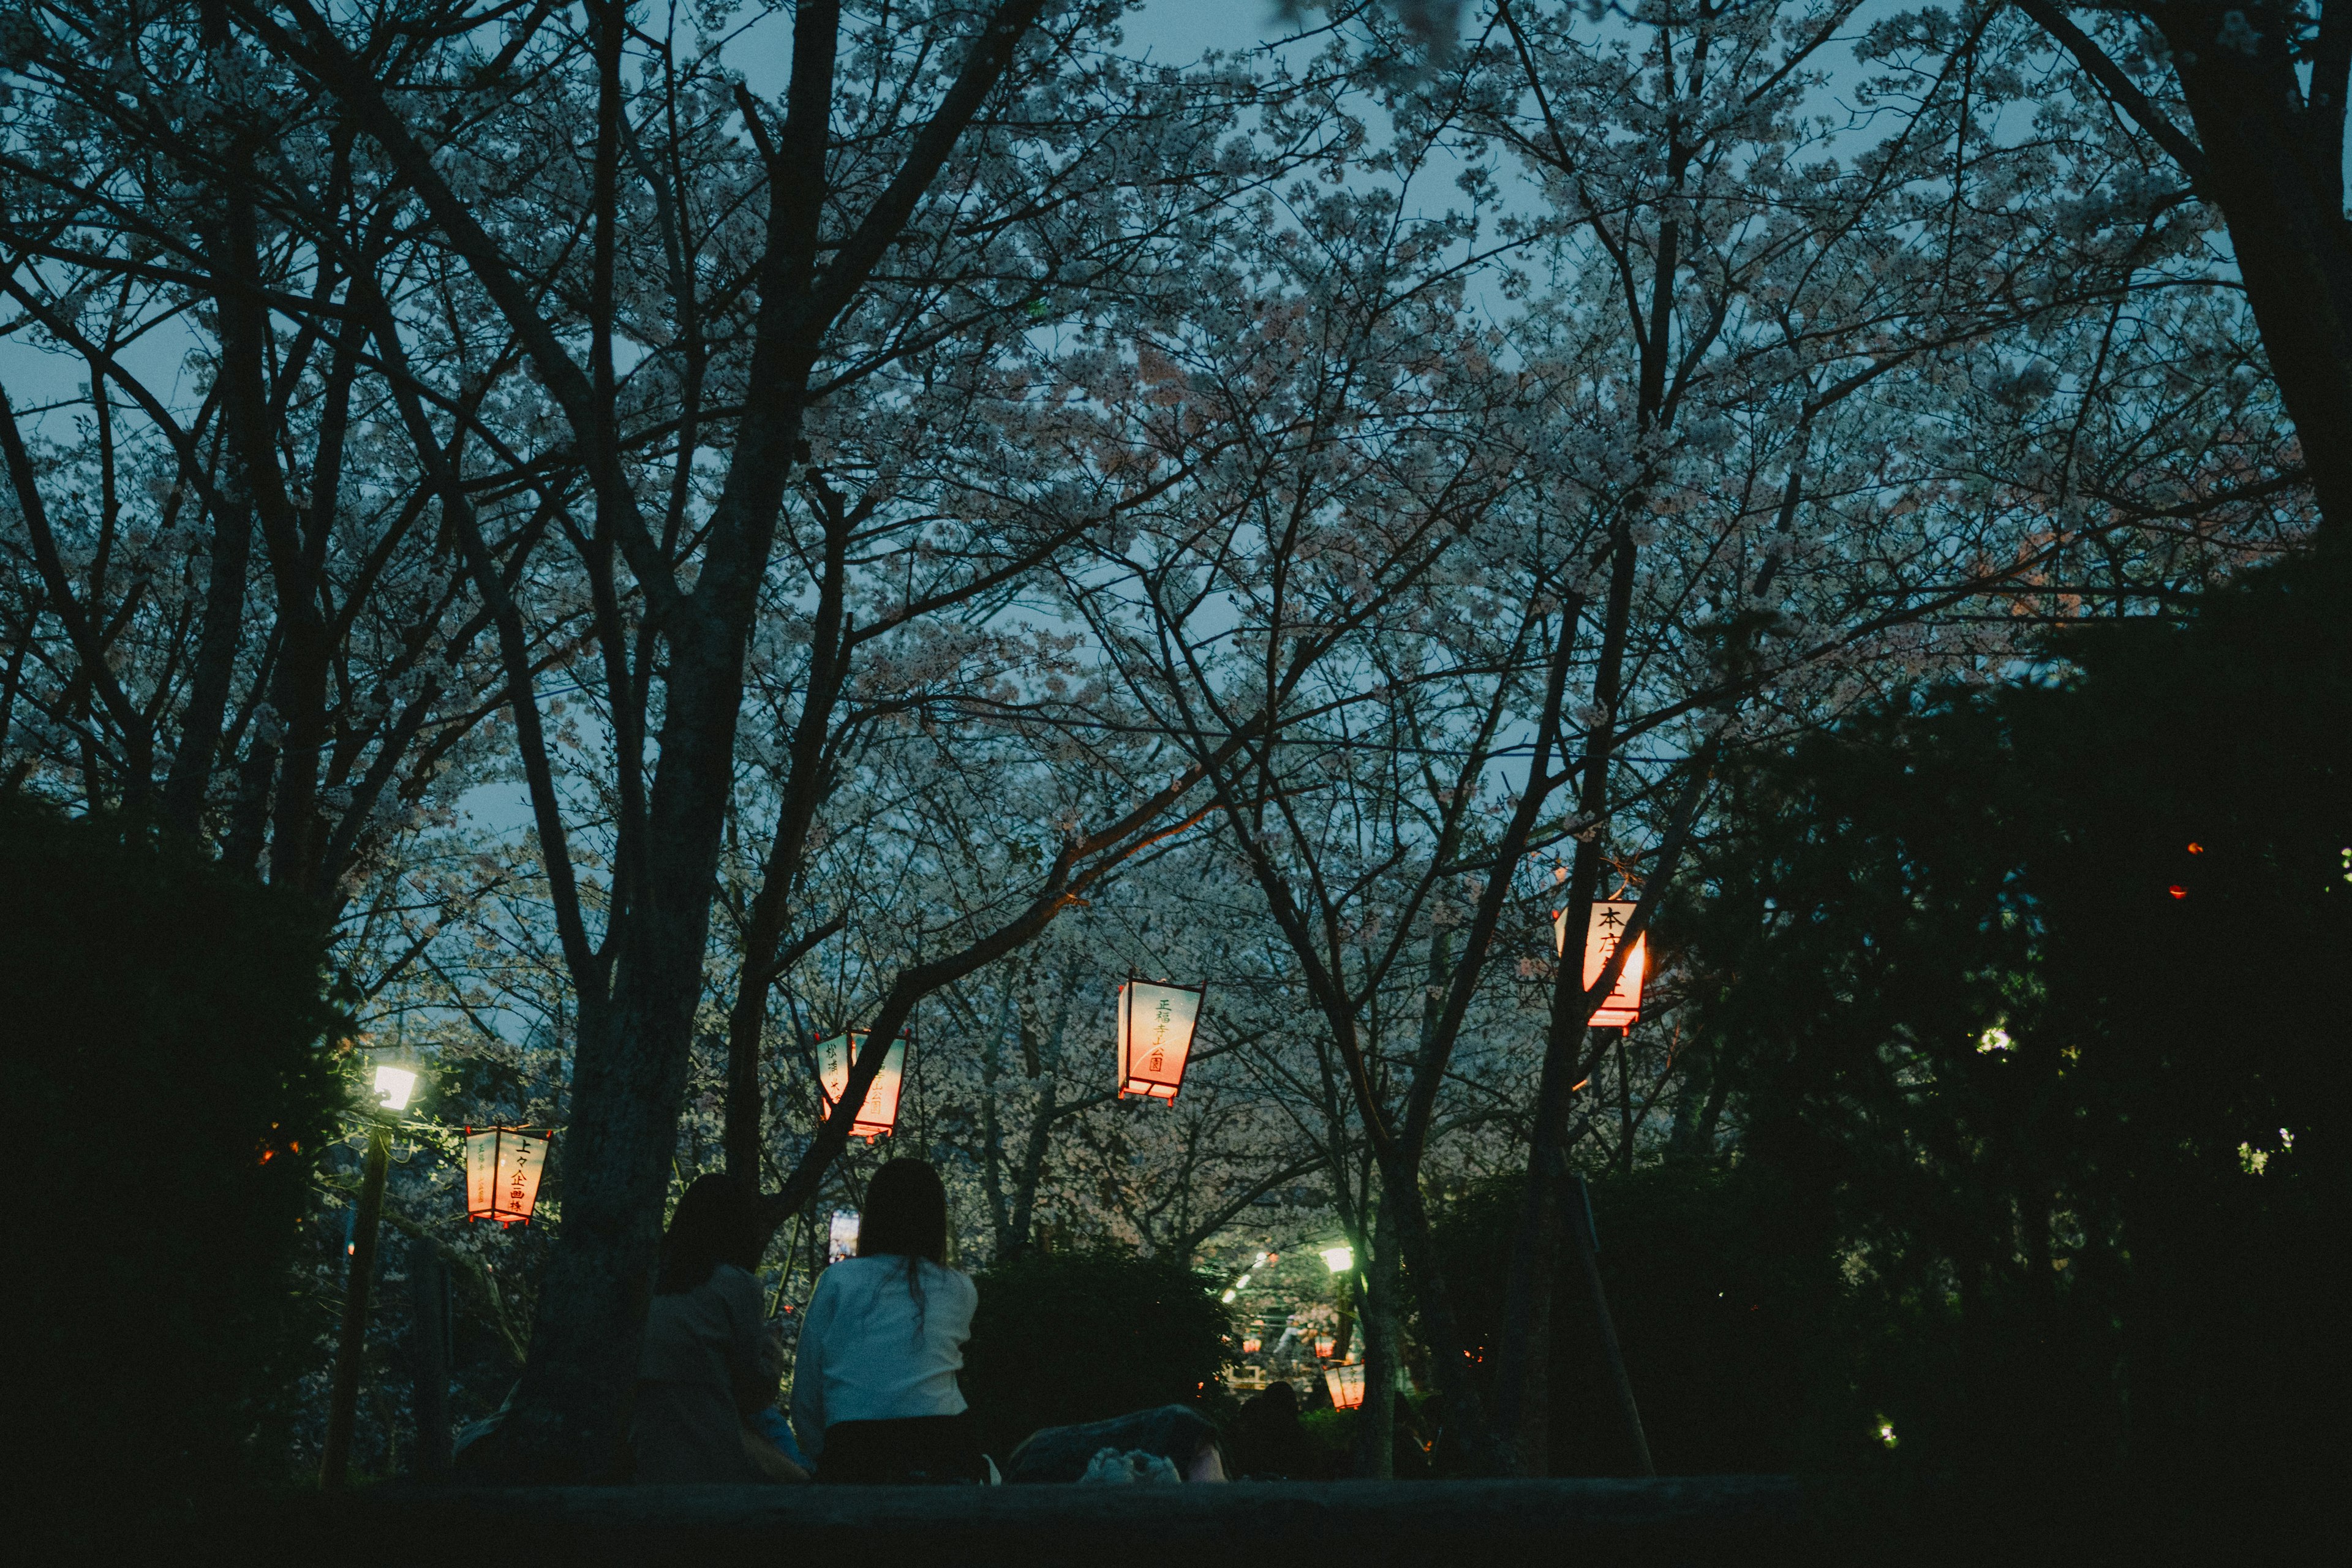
[791,1158,986,1483]
[635,1174,808,1483]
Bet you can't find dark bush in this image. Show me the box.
[1,797,347,1493]
[960,1246,1232,1457]
[1428,1161,1852,1477]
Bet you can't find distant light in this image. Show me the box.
[1320,1245,1354,1275]
[1975,1027,2014,1055]
[2185,842,2204,854]
[2168,885,2188,899]
[373,1065,417,1112]
[1234,1272,1252,1290]
[1876,1417,1899,1450]
[1221,1288,1237,1303]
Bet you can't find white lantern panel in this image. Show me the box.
[1556,900,1646,1028]
[1117,981,1202,1101]
[816,1031,907,1140]
[827,1209,861,1264]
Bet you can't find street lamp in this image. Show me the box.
[1116,979,1205,1101]
[372,1061,418,1112]
[1320,1243,1354,1275]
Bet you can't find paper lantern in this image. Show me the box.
[1315,1333,1336,1359]
[1553,899,1647,1028]
[1242,1336,1263,1355]
[816,1031,906,1141]
[464,1127,551,1226]
[1116,979,1205,1101]
[1325,1362,1368,1410]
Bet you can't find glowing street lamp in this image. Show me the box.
[816,1030,907,1142]
[1116,979,1205,1101]
[463,1127,552,1226]
[372,1061,418,1112]
[1320,1243,1354,1275]
[1553,900,1648,1028]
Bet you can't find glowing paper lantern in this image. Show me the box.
[1116,979,1205,1101]
[1242,1337,1263,1355]
[1325,1362,1368,1410]
[816,1031,906,1142]
[464,1127,551,1226]
[1315,1333,1336,1359]
[1553,900,1648,1028]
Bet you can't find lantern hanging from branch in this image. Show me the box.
[464,1127,551,1226]
[1325,1362,1368,1410]
[816,1031,907,1142]
[1314,1333,1337,1360]
[1553,899,1648,1028]
[1116,979,1205,1101]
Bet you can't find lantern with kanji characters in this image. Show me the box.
[1553,899,1647,1028]
[1116,979,1204,1101]
[464,1127,551,1226]
[816,1030,907,1142]
[1325,1362,1368,1410]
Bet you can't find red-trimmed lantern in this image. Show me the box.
[1117,979,1204,1101]
[1242,1336,1263,1355]
[1314,1333,1337,1359]
[464,1127,551,1226]
[1553,899,1648,1028]
[816,1030,907,1142]
[1325,1362,1368,1410]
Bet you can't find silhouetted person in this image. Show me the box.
[792,1159,987,1482]
[636,1174,806,1483]
[1225,1382,1328,1480]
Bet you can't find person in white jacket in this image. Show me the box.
[790,1158,986,1482]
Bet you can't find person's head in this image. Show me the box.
[857,1158,949,1266]
[655,1173,760,1295]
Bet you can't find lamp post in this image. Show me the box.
[321,1049,416,1490]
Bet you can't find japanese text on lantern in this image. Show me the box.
[1553,899,1646,1028]
[1116,980,1202,1101]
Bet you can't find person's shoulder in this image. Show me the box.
[710,1262,764,1303]
[925,1259,978,1301]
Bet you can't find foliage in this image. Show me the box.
[1678,551,2351,1488]
[1427,1162,1853,1476]
[0,796,347,1490]
[960,1246,1233,1458]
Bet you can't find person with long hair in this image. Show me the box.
[790,1158,986,1482]
[635,1173,806,1483]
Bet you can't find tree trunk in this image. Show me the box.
[2166,20,2352,540]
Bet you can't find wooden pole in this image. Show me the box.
[1568,1172,1654,1476]
[409,1239,453,1480]
[322,1124,390,1490]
